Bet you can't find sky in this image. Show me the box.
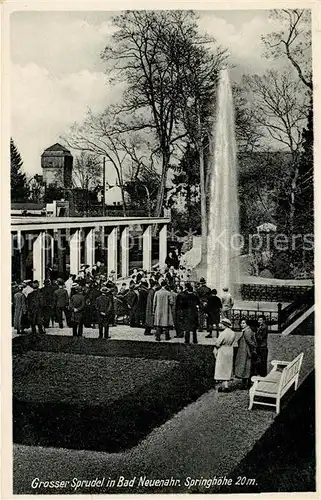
[10,9,285,179]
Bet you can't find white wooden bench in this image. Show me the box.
[248,352,304,415]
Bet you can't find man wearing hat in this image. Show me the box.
[95,285,115,339]
[69,284,85,337]
[27,281,45,334]
[196,277,211,332]
[41,279,56,329]
[54,278,70,328]
[212,318,236,392]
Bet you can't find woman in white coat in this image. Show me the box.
[213,318,236,392]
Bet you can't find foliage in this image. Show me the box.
[28,175,45,203]
[10,138,29,202]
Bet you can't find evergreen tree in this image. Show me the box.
[10,138,29,202]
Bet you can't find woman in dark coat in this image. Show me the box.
[234,318,257,388]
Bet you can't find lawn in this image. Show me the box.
[13,351,179,404]
[13,347,212,452]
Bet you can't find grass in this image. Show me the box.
[13,347,213,452]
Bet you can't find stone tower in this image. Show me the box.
[41,143,73,188]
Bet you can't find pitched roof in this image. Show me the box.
[42,143,72,156]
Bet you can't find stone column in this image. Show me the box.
[107,227,118,277]
[33,231,46,286]
[44,231,54,272]
[85,228,95,270]
[70,229,81,276]
[56,229,66,277]
[143,225,152,272]
[120,226,129,278]
[17,231,26,281]
[159,224,167,271]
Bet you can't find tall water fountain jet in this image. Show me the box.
[206,69,240,295]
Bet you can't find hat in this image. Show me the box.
[221,318,232,327]
[100,286,108,293]
[200,277,206,284]
[23,279,32,284]
[57,278,64,286]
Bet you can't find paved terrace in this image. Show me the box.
[12,321,314,494]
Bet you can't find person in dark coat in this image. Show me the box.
[196,278,211,331]
[234,318,258,388]
[95,286,114,339]
[88,282,101,328]
[144,281,158,335]
[69,285,85,337]
[41,279,56,328]
[176,282,200,344]
[205,289,222,338]
[256,315,269,376]
[13,284,27,334]
[27,281,45,334]
[136,280,149,327]
[174,285,184,338]
[126,283,139,327]
[54,278,70,328]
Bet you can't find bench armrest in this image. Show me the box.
[271,360,290,368]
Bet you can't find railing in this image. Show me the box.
[240,284,312,303]
[230,309,279,332]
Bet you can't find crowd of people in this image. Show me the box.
[12,254,268,392]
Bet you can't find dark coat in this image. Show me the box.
[27,289,44,325]
[176,291,199,331]
[95,293,114,325]
[256,324,268,349]
[69,293,85,324]
[54,287,69,309]
[234,326,257,379]
[206,295,222,324]
[41,285,56,308]
[145,288,156,328]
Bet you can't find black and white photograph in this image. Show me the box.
[1,1,317,496]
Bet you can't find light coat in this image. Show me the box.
[213,327,236,381]
[13,291,27,330]
[234,326,257,379]
[153,288,174,327]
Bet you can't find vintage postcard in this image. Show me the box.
[1,0,319,497]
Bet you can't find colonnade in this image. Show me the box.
[11,216,170,286]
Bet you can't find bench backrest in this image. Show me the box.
[278,353,304,397]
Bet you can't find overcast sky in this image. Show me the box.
[11,10,285,178]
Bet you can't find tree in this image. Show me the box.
[64,108,130,216]
[102,10,226,219]
[72,151,102,190]
[262,9,312,90]
[242,70,309,238]
[10,138,29,202]
[28,175,45,203]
